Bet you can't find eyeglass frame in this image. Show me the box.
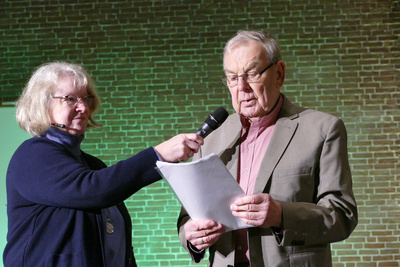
[52,95,95,108]
[221,61,278,87]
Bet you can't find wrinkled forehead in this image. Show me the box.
[223,40,269,73]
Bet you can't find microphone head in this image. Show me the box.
[205,107,229,130]
[196,107,229,138]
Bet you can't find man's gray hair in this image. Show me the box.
[223,30,282,67]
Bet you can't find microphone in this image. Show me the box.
[51,123,66,128]
[196,107,229,138]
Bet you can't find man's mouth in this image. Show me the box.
[240,98,256,106]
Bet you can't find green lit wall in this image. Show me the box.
[1,0,399,266]
[0,108,30,267]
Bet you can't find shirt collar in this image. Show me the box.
[240,94,284,130]
[45,126,84,158]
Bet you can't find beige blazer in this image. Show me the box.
[178,95,358,267]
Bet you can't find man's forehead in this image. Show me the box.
[224,53,268,73]
[224,41,268,66]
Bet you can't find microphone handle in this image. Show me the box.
[196,123,213,138]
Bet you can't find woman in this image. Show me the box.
[3,62,203,267]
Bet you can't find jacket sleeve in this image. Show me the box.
[7,137,162,209]
[273,117,358,246]
[177,207,206,263]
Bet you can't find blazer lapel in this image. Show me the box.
[219,115,242,180]
[252,115,299,194]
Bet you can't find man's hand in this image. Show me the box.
[184,220,226,250]
[230,193,282,229]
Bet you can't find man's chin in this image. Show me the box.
[240,106,262,117]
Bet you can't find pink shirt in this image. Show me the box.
[235,94,284,263]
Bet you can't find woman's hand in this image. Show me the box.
[154,133,203,162]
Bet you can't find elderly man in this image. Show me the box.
[177,30,357,267]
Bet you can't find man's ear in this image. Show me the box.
[275,61,286,88]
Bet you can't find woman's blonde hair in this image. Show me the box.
[16,61,102,136]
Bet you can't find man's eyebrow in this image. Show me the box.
[244,62,259,72]
[224,68,235,75]
[225,62,260,74]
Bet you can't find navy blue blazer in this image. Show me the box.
[4,130,162,267]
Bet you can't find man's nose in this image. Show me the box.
[237,76,250,90]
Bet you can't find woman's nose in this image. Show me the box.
[75,100,89,112]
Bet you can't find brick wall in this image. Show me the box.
[1,0,399,266]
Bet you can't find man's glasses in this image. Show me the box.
[221,62,277,87]
[52,95,94,108]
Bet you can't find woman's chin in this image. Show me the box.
[67,125,87,136]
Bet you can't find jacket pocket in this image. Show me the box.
[271,166,314,202]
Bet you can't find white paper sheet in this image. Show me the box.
[156,153,253,231]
